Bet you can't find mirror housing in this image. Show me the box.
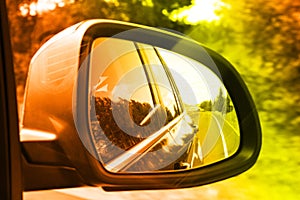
[21,19,261,191]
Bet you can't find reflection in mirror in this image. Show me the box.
[88,37,240,173]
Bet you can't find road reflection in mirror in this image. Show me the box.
[88,38,240,173]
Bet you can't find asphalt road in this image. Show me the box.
[186,111,240,168]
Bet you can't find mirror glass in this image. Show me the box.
[88,37,240,173]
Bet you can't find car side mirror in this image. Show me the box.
[20,19,261,191]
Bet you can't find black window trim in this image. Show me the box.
[0,1,23,199]
[153,47,184,115]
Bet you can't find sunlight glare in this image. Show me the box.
[20,128,57,142]
[169,0,227,24]
[19,0,75,17]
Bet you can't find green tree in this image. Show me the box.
[213,88,224,112]
[225,95,233,113]
[199,100,212,111]
[112,0,192,32]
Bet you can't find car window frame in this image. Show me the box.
[0,1,23,200]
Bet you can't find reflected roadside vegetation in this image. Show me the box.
[90,94,239,173]
[88,38,240,173]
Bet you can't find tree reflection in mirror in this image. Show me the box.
[88,38,240,173]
